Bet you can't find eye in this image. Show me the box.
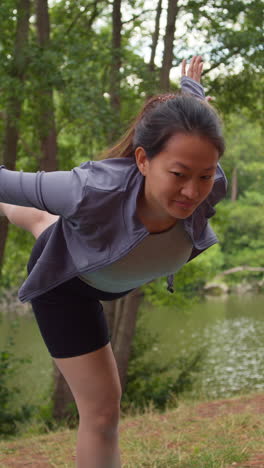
[171,172,185,177]
[201,175,213,180]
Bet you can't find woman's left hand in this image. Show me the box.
[181,55,214,101]
[181,55,203,83]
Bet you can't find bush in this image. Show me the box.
[121,322,206,413]
[0,318,35,438]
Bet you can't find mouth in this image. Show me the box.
[174,200,196,209]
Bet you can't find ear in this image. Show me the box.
[134,147,149,176]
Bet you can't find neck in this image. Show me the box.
[136,186,178,233]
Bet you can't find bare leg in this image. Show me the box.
[54,342,122,468]
[1,203,122,465]
[0,202,59,239]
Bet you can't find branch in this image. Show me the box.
[215,266,264,278]
[122,9,154,25]
[19,135,41,162]
[172,45,241,75]
[202,47,241,76]
[64,0,102,36]
[65,5,90,36]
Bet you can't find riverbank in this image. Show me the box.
[1,392,264,467]
[1,278,263,318]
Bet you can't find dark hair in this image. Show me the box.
[99,92,225,160]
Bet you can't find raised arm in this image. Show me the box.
[180,55,205,100]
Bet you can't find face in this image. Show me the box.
[135,133,219,227]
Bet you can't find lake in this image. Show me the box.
[140,293,264,400]
[0,293,264,410]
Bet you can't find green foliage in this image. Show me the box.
[142,243,224,308]
[1,225,34,289]
[221,113,263,198]
[1,1,263,295]
[211,196,264,277]
[121,321,206,413]
[0,318,35,437]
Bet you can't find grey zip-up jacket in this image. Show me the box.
[0,77,228,303]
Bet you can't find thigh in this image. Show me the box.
[30,293,110,359]
[28,224,132,360]
[54,342,122,417]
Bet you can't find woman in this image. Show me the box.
[0,56,227,467]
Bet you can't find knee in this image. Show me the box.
[79,398,121,438]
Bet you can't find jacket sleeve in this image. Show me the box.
[0,165,90,218]
[180,76,205,100]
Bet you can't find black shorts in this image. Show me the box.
[27,223,134,359]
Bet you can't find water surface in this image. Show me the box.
[0,293,263,409]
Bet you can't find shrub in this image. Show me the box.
[121,322,206,413]
[0,318,35,438]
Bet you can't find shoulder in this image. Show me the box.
[78,157,137,192]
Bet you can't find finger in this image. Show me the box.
[188,55,196,71]
[193,57,203,81]
[187,56,196,78]
[181,59,186,76]
[194,56,202,73]
[198,61,203,79]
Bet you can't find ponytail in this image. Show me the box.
[98,94,177,160]
[98,92,225,161]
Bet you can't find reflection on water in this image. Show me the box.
[141,294,264,399]
[194,316,264,398]
[0,293,264,404]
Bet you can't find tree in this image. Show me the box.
[159,0,179,91]
[0,0,262,421]
[0,0,31,275]
[221,113,263,201]
[102,288,144,391]
[35,0,58,171]
[109,0,122,143]
[149,0,163,73]
[177,0,263,114]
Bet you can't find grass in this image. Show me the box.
[0,392,264,467]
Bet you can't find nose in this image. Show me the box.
[180,180,200,200]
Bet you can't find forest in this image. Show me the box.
[0,0,263,434]
[0,0,263,289]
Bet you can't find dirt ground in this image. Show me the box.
[195,393,264,468]
[1,393,264,467]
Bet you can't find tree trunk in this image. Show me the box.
[35,0,71,423]
[109,0,122,143]
[52,363,75,423]
[231,166,238,202]
[149,0,163,72]
[159,0,179,91]
[0,0,30,276]
[103,288,144,391]
[0,219,9,275]
[35,0,57,171]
